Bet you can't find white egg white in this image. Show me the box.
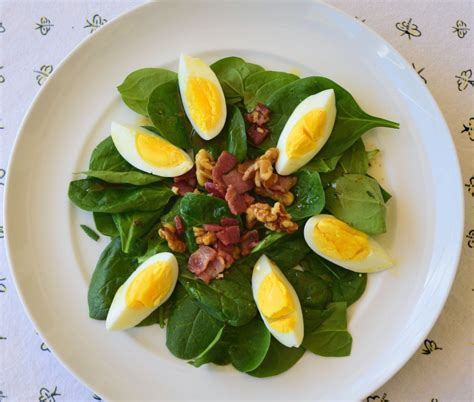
[110,122,193,177]
[252,255,304,348]
[304,214,393,273]
[178,54,226,140]
[276,89,336,175]
[106,252,179,331]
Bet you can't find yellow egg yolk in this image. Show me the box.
[136,132,187,167]
[313,216,369,261]
[185,77,222,133]
[286,109,327,158]
[257,271,296,333]
[125,261,173,309]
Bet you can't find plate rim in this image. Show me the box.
[3,0,465,400]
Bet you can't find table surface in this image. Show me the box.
[0,1,472,401]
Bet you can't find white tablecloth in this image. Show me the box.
[0,1,472,401]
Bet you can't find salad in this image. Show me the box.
[68,54,398,377]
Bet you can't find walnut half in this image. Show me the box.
[158,223,187,252]
[195,149,215,186]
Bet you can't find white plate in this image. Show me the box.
[4,1,464,400]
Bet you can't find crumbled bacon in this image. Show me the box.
[204,181,225,198]
[202,223,223,232]
[216,225,240,246]
[174,215,185,235]
[246,124,269,146]
[220,217,239,226]
[173,167,197,195]
[245,103,271,126]
[171,182,195,196]
[197,255,226,284]
[225,185,253,214]
[212,151,238,186]
[240,230,259,256]
[222,169,254,194]
[188,246,217,275]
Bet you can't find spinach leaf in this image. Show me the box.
[137,238,171,265]
[80,224,100,241]
[264,233,310,270]
[228,318,271,372]
[379,184,392,203]
[147,80,192,149]
[288,170,325,220]
[302,302,352,357]
[339,139,368,174]
[81,170,163,186]
[210,57,264,105]
[166,286,225,360]
[225,105,247,161]
[304,154,342,173]
[301,254,367,306]
[190,327,232,367]
[265,77,399,157]
[136,298,173,328]
[113,209,163,253]
[88,237,141,319]
[285,267,332,309]
[160,197,183,225]
[248,338,305,378]
[251,232,287,254]
[179,193,235,251]
[191,130,226,161]
[117,68,177,116]
[243,71,298,111]
[89,136,132,172]
[179,262,256,327]
[93,212,118,237]
[68,179,174,213]
[366,149,380,161]
[325,174,386,234]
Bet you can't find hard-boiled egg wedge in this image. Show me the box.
[111,122,193,177]
[275,89,336,175]
[304,214,393,273]
[178,54,226,140]
[106,252,179,331]
[252,255,304,348]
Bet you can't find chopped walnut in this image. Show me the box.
[193,226,217,246]
[246,202,298,234]
[159,223,187,252]
[242,148,279,187]
[195,149,215,186]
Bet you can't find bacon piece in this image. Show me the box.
[241,230,259,256]
[245,103,271,126]
[246,124,269,146]
[202,223,223,232]
[222,169,254,194]
[272,175,298,192]
[188,246,217,275]
[212,151,238,185]
[174,166,196,183]
[197,256,226,284]
[204,181,226,198]
[172,182,195,196]
[174,215,185,235]
[237,160,254,174]
[220,217,239,226]
[225,185,251,214]
[216,225,240,246]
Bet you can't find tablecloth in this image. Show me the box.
[0,1,472,401]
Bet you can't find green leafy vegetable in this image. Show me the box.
[80,224,100,241]
[251,232,287,254]
[179,193,236,251]
[225,105,247,161]
[180,263,256,327]
[190,326,233,367]
[160,197,183,225]
[301,254,367,306]
[147,80,192,148]
[304,154,342,173]
[68,179,174,213]
[117,68,177,116]
[265,76,399,157]
[264,233,310,270]
[81,170,163,186]
[285,267,332,309]
[288,170,325,220]
[243,71,298,111]
[228,318,271,372]
[93,212,118,237]
[248,338,305,378]
[88,238,142,319]
[166,287,225,360]
[366,149,380,161]
[339,139,368,174]
[113,210,163,253]
[302,302,352,357]
[210,57,264,105]
[89,136,132,172]
[325,174,386,234]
